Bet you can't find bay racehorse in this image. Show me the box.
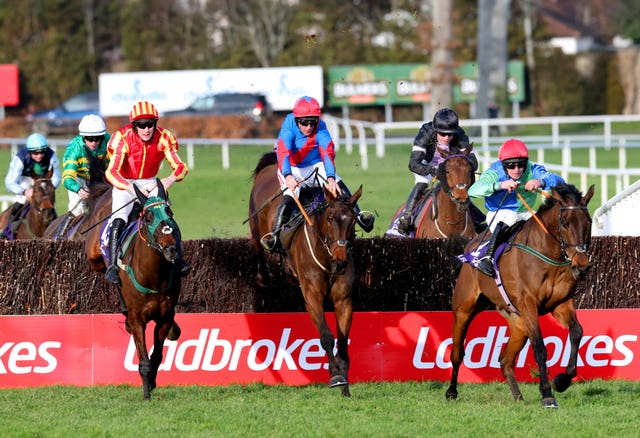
[389,147,476,238]
[446,183,595,408]
[84,180,182,400]
[0,169,56,239]
[248,152,360,396]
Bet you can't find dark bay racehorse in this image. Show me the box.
[0,169,56,239]
[84,180,182,400]
[389,147,476,238]
[249,152,360,396]
[446,183,595,408]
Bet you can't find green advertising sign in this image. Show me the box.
[328,64,432,106]
[452,60,525,103]
[328,61,525,107]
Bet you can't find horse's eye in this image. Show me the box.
[144,210,154,224]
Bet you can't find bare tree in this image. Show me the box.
[430,0,453,110]
[224,0,295,67]
[476,0,511,118]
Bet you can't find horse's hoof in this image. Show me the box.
[341,385,351,397]
[167,322,181,341]
[541,397,558,408]
[445,389,458,400]
[329,375,348,388]
[552,374,572,393]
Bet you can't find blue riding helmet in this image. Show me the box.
[26,133,48,151]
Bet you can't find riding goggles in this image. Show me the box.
[503,159,528,170]
[296,117,319,127]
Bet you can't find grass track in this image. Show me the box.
[1,380,639,436]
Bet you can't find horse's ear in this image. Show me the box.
[350,185,363,205]
[133,183,148,204]
[324,186,336,203]
[45,168,53,179]
[156,178,167,200]
[582,184,595,206]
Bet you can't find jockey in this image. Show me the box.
[397,107,482,235]
[104,100,190,285]
[1,133,61,239]
[61,114,111,218]
[469,138,566,277]
[260,95,375,253]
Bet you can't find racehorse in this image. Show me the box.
[0,169,56,239]
[388,147,476,239]
[84,180,183,400]
[445,183,595,408]
[43,212,88,241]
[248,152,360,396]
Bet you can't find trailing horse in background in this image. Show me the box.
[446,183,595,408]
[0,169,56,239]
[84,180,183,400]
[387,147,477,239]
[248,151,360,396]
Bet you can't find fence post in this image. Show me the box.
[222,141,229,169]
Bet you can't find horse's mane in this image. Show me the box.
[536,183,582,214]
[252,151,277,180]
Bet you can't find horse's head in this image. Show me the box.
[30,169,57,225]
[133,180,181,263]
[436,153,474,213]
[319,185,361,275]
[550,184,595,280]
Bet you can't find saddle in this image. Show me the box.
[458,221,525,270]
[99,202,144,263]
[385,187,437,237]
[279,188,326,250]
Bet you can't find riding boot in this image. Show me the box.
[469,202,488,234]
[477,221,508,277]
[337,180,375,232]
[174,244,192,276]
[0,202,25,239]
[398,183,427,235]
[54,213,74,241]
[105,218,126,285]
[260,196,294,253]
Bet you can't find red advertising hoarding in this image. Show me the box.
[0,64,19,106]
[0,310,638,388]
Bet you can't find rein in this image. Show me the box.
[514,189,589,264]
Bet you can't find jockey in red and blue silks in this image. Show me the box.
[260,95,375,253]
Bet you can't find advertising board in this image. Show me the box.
[0,310,637,388]
[98,65,323,116]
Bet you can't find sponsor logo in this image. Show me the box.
[412,326,637,369]
[0,341,60,374]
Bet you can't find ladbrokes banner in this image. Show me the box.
[0,311,638,388]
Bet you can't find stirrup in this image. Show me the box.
[260,232,278,252]
[476,257,495,277]
[105,265,121,285]
[357,211,375,232]
[398,213,412,234]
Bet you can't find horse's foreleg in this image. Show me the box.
[499,323,528,402]
[255,247,272,287]
[523,317,558,408]
[332,293,353,397]
[551,302,582,393]
[148,318,175,393]
[129,318,153,400]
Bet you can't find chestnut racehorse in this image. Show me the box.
[248,152,360,396]
[446,183,595,408]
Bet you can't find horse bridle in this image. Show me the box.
[138,199,179,253]
[303,200,355,273]
[31,177,55,214]
[557,205,591,261]
[439,155,472,212]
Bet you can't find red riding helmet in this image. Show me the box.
[498,138,529,161]
[293,96,321,118]
[129,100,159,123]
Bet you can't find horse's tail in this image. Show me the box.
[252,151,277,180]
[444,234,470,273]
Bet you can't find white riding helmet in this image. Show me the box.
[78,114,107,136]
[26,133,48,151]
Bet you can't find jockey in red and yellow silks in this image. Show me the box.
[104,100,190,285]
